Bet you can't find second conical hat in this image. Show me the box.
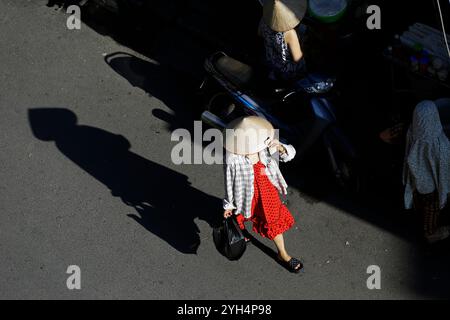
[263,0,308,32]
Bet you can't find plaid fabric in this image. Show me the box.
[223,144,296,218]
[413,191,440,236]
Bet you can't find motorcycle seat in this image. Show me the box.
[211,53,295,101]
[214,55,254,88]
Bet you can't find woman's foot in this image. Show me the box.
[425,226,450,244]
[241,229,251,243]
[278,253,303,273]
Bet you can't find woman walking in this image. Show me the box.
[404,100,450,244]
[223,116,303,272]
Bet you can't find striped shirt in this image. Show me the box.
[223,144,296,218]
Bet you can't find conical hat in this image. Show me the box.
[224,116,275,155]
[263,0,308,32]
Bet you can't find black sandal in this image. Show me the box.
[279,257,304,273]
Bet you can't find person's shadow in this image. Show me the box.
[104,52,200,134]
[28,108,221,254]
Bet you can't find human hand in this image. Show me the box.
[379,123,405,144]
[223,209,233,219]
[267,139,286,154]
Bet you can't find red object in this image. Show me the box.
[236,161,295,240]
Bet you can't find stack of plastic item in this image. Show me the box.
[399,23,450,82]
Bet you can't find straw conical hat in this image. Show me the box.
[224,116,275,155]
[263,0,308,32]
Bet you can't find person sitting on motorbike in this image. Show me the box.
[258,0,308,82]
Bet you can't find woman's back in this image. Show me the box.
[259,19,305,81]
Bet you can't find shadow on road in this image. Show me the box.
[104,51,198,133]
[28,107,221,254]
[42,0,450,298]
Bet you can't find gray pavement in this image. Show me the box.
[0,0,449,300]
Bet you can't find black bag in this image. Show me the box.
[213,216,246,261]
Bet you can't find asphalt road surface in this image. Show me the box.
[1,0,449,299]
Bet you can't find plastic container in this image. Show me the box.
[419,55,430,74]
[308,0,348,24]
[410,56,419,72]
[392,34,403,58]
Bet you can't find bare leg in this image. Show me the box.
[273,233,302,271]
[272,234,292,261]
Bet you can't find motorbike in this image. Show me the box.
[199,51,363,192]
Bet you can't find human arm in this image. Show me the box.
[223,163,237,218]
[268,139,296,162]
[285,29,303,63]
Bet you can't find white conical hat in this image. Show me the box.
[224,116,275,155]
[263,0,308,32]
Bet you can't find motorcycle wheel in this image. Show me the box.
[336,155,362,192]
[323,128,366,194]
[206,92,242,124]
